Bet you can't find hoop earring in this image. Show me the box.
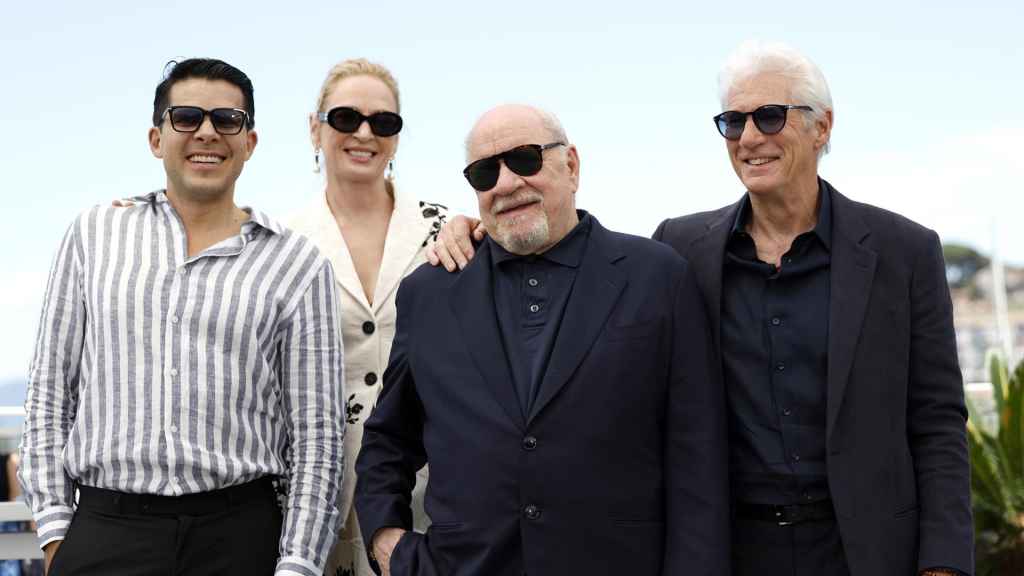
[386,159,395,180]
[313,149,321,174]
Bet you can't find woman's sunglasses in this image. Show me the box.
[318,106,403,137]
[713,104,813,140]
[463,142,565,192]
[162,106,251,135]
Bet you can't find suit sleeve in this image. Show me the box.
[908,231,974,574]
[354,278,429,575]
[662,259,731,576]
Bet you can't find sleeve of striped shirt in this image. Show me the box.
[19,219,86,548]
[274,259,346,576]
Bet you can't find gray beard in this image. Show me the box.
[493,215,550,255]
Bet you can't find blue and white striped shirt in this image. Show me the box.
[19,191,345,576]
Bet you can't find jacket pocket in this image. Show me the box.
[603,319,661,341]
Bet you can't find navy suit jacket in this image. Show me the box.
[355,216,730,576]
[653,180,974,576]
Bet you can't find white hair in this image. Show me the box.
[718,40,833,156]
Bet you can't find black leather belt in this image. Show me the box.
[77,477,276,516]
[735,499,835,526]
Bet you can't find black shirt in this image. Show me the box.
[489,212,591,419]
[722,185,832,505]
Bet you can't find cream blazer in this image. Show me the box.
[286,186,444,573]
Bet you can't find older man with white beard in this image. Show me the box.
[353,104,729,576]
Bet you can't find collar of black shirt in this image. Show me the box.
[489,210,592,268]
[731,178,832,252]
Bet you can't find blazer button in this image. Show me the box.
[365,372,378,386]
[362,321,375,335]
[524,504,541,520]
[522,436,538,451]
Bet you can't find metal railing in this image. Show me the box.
[0,406,40,560]
[0,502,40,560]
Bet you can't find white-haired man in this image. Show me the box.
[428,42,973,576]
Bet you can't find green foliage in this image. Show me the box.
[943,242,990,289]
[968,352,1024,574]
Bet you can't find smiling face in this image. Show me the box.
[312,74,399,188]
[148,78,257,203]
[468,105,579,255]
[724,72,830,199]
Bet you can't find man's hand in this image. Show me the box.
[371,527,407,576]
[426,215,486,271]
[43,540,61,575]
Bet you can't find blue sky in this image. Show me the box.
[1,0,1021,379]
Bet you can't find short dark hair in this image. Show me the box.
[152,58,255,129]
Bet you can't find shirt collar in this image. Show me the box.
[490,210,592,269]
[145,189,284,236]
[731,180,832,251]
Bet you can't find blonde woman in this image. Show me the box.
[287,59,442,576]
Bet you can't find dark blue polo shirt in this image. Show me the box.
[489,212,591,419]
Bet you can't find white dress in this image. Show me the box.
[286,185,445,576]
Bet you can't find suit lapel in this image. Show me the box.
[826,186,877,439]
[372,187,433,315]
[449,243,527,431]
[528,220,626,425]
[304,190,373,316]
[684,203,738,367]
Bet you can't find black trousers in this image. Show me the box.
[732,515,851,576]
[49,479,282,576]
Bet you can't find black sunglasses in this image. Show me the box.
[162,106,250,135]
[713,104,813,140]
[317,106,403,137]
[463,142,566,192]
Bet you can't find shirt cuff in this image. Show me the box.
[33,505,74,548]
[275,555,322,576]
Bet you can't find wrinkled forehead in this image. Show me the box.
[725,73,795,112]
[468,109,551,162]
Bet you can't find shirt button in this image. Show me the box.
[522,436,538,451]
[771,317,781,326]
[169,368,178,377]
[792,453,801,462]
[782,408,792,416]
[529,304,540,313]
[170,424,179,433]
[524,504,541,520]
[776,362,786,372]
[527,278,539,287]
[171,315,179,324]
[365,372,378,386]
[362,321,375,335]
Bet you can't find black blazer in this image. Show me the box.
[355,217,730,576]
[653,179,973,576]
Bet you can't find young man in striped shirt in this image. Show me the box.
[19,58,345,576]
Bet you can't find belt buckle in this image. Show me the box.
[774,505,801,526]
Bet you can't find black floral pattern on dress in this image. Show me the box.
[345,394,364,425]
[333,560,356,576]
[419,201,448,247]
